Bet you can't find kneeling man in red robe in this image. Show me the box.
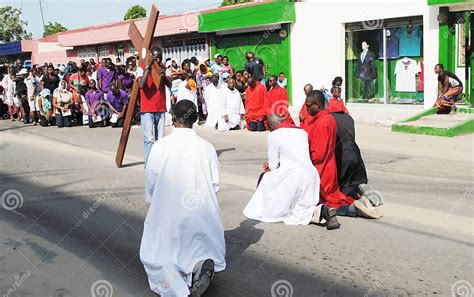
[305,90,381,218]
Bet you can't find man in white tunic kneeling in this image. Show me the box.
[243,114,341,230]
[140,99,226,296]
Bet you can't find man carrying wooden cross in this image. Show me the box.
[137,47,172,167]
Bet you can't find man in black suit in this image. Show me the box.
[356,41,376,99]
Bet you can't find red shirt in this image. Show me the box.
[264,85,294,125]
[138,65,166,113]
[244,83,266,122]
[307,109,354,208]
[327,98,349,114]
[299,103,313,132]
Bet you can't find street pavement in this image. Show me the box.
[0,119,472,297]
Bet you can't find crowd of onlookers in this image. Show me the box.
[1,50,344,133]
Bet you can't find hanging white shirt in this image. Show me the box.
[141,128,226,296]
[176,80,198,107]
[395,58,420,92]
[217,87,245,132]
[204,83,223,128]
[243,127,322,225]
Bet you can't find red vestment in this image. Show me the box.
[307,109,355,208]
[327,98,349,114]
[299,103,313,132]
[264,86,294,124]
[244,83,266,122]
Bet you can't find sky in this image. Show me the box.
[2,0,222,38]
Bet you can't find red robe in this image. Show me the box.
[244,83,266,123]
[264,85,294,124]
[327,98,349,114]
[299,103,313,132]
[307,109,355,209]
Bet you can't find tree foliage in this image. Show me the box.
[0,6,32,42]
[43,22,68,37]
[124,5,147,21]
[221,0,252,7]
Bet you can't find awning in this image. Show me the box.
[198,1,295,33]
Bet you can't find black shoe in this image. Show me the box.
[320,205,341,230]
[189,259,214,297]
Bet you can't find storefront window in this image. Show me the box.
[346,17,424,104]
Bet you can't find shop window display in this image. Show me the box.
[346,18,424,104]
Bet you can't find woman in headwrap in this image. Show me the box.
[52,80,73,128]
[37,88,55,126]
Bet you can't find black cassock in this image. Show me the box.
[331,112,368,200]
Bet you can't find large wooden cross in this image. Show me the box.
[115,5,162,167]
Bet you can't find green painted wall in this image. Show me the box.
[346,58,424,103]
[199,2,295,33]
[211,23,293,103]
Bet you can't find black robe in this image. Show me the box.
[331,112,368,200]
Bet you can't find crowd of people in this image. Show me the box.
[0,51,291,131]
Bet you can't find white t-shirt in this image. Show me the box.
[176,80,197,107]
[395,58,420,92]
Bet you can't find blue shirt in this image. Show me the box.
[398,25,422,57]
[378,28,399,59]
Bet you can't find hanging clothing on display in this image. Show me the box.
[394,57,421,92]
[377,28,399,59]
[398,25,422,57]
[417,59,424,92]
[346,37,357,60]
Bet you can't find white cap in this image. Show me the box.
[18,68,28,75]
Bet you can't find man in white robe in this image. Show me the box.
[140,100,226,296]
[217,78,245,132]
[243,114,341,230]
[204,74,221,129]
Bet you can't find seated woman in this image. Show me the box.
[52,80,73,128]
[434,63,463,114]
[37,89,55,126]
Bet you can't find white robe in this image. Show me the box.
[204,83,222,128]
[176,80,198,107]
[140,128,226,296]
[243,127,321,225]
[217,87,245,132]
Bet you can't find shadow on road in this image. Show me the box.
[0,173,370,296]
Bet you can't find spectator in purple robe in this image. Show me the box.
[106,84,129,128]
[97,58,116,93]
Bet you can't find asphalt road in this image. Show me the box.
[0,120,472,297]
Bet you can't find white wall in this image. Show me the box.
[290,0,438,110]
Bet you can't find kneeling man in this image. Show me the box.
[243,114,340,230]
[140,100,226,296]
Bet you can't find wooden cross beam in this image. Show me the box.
[115,5,162,168]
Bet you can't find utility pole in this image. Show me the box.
[38,0,45,30]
